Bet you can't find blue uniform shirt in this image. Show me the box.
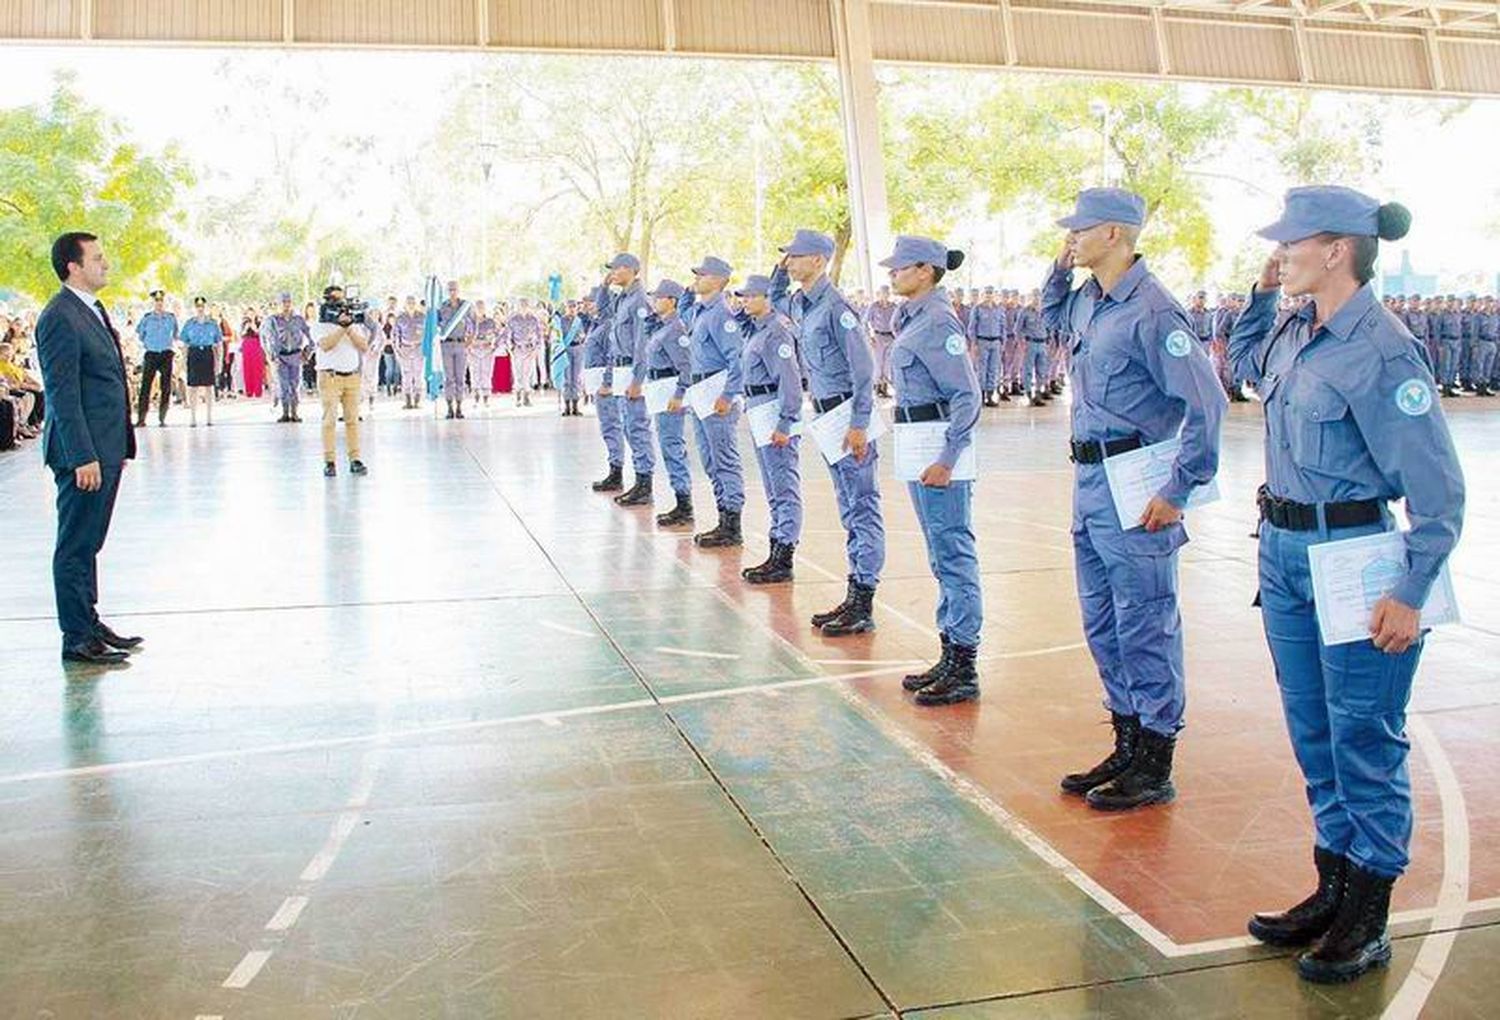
[136,311,178,353]
[611,282,649,387]
[1479,312,1500,342]
[1189,307,1213,342]
[1228,283,1464,608]
[742,311,804,436]
[1404,309,1429,340]
[264,313,309,355]
[865,300,897,334]
[685,292,744,399]
[892,288,981,469]
[645,313,691,379]
[966,303,1006,341]
[770,266,875,430]
[1042,256,1226,508]
[1437,311,1462,340]
[181,317,220,348]
[1016,306,1048,341]
[438,300,474,341]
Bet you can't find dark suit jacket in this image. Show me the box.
[36,288,136,471]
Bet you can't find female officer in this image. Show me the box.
[880,236,983,707]
[635,280,694,528]
[1228,187,1464,985]
[736,274,804,584]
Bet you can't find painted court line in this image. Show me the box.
[538,619,597,638]
[264,896,309,932]
[221,950,272,990]
[654,646,743,660]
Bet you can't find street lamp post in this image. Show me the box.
[1088,98,1112,187]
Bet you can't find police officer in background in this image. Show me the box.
[583,286,627,492]
[1435,295,1463,397]
[865,284,898,398]
[684,255,747,548]
[1228,187,1464,985]
[134,289,178,427]
[737,274,803,584]
[605,254,656,507]
[263,291,310,423]
[1466,295,1496,396]
[1043,188,1226,812]
[771,230,885,637]
[880,237,983,707]
[394,295,425,411]
[437,280,473,419]
[967,286,1005,407]
[637,279,694,528]
[470,300,500,408]
[1017,289,1051,405]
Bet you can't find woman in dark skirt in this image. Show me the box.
[180,296,222,427]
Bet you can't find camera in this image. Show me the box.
[319,284,369,326]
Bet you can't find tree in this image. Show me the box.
[0,73,192,302]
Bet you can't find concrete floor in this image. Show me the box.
[1,390,1495,1019]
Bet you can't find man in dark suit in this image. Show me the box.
[36,232,142,666]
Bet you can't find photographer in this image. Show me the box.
[313,285,370,477]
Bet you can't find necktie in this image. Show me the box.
[94,300,118,340]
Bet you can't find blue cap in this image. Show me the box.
[735,274,772,297]
[648,279,685,301]
[1257,186,1379,243]
[878,235,949,270]
[277,291,292,301]
[1056,188,1147,230]
[779,229,835,258]
[606,253,641,272]
[691,255,733,278]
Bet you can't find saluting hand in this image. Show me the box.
[1258,256,1282,293]
[1057,240,1076,272]
[1369,596,1420,655]
[1139,495,1183,533]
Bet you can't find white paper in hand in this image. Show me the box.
[745,398,802,448]
[892,422,976,482]
[685,371,728,420]
[806,400,887,465]
[1306,530,1460,646]
[584,366,612,396]
[643,375,678,415]
[1102,437,1220,530]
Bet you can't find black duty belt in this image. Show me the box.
[614,357,633,367]
[1257,486,1383,532]
[647,367,676,380]
[1069,435,1143,464]
[894,401,949,424]
[812,392,851,414]
[692,372,723,384]
[976,335,1002,341]
[745,383,776,397]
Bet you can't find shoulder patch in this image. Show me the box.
[1164,330,1194,358]
[839,310,859,330]
[636,306,647,319]
[945,333,967,356]
[677,335,690,348]
[723,319,739,333]
[1394,378,1433,417]
[777,343,793,360]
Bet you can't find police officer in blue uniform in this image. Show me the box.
[685,255,747,548]
[771,230,885,637]
[1042,188,1227,812]
[967,286,1006,407]
[1435,296,1463,397]
[584,286,626,492]
[134,290,178,427]
[1467,295,1496,396]
[605,254,657,506]
[1228,187,1464,985]
[877,237,984,706]
[1017,290,1051,405]
[737,275,804,584]
[636,279,695,527]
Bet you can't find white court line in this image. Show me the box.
[987,641,1087,660]
[654,646,742,660]
[1381,715,1471,1020]
[538,619,597,638]
[814,657,925,666]
[221,949,272,989]
[264,896,309,932]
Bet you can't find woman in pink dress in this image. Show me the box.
[240,307,266,398]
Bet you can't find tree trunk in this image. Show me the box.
[830,218,853,287]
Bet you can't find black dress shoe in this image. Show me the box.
[350,460,368,476]
[63,639,129,665]
[95,622,142,651]
[324,462,337,477]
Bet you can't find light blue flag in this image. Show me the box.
[549,312,581,390]
[421,274,442,399]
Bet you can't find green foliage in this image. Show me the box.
[0,73,192,302]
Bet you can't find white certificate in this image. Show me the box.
[892,422,976,482]
[805,400,887,465]
[1102,437,1220,530]
[584,366,611,396]
[1307,530,1460,647]
[745,398,802,448]
[643,375,679,415]
[685,371,728,420]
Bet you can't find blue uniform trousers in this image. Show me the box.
[1072,469,1187,736]
[622,394,655,476]
[52,464,122,646]
[1466,339,1496,386]
[1437,338,1463,386]
[827,443,885,588]
[748,401,802,544]
[908,479,981,647]
[655,409,691,495]
[440,342,467,400]
[692,408,745,512]
[1022,341,1049,391]
[976,340,1002,392]
[1258,520,1419,879]
[594,393,624,467]
[277,352,302,407]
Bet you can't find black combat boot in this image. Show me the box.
[744,541,795,584]
[820,583,875,637]
[997,388,1011,402]
[915,642,979,706]
[741,540,777,582]
[811,577,856,628]
[455,401,465,418]
[656,492,694,527]
[615,474,653,507]
[695,510,742,548]
[1297,864,1395,984]
[1049,380,1063,395]
[903,633,952,692]
[592,464,624,493]
[1060,712,1140,795]
[1085,727,1176,811]
[1249,847,1349,947]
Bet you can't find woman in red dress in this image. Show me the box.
[240,307,266,398]
[491,309,514,395]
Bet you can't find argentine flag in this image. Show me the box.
[421,274,443,399]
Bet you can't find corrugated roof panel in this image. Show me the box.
[1164,18,1298,84]
[0,0,76,38]
[1014,7,1156,74]
[676,0,832,59]
[297,0,476,47]
[871,1,1006,66]
[489,0,665,53]
[1440,38,1500,95]
[1306,27,1430,91]
[95,0,281,42]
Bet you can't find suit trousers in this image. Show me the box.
[53,463,122,646]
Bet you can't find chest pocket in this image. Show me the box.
[1287,381,1354,469]
[1086,351,1131,404]
[891,345,919,391]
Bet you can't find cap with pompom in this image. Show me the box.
[1257,186,1410,244]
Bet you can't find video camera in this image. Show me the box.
[319,284,369,326]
